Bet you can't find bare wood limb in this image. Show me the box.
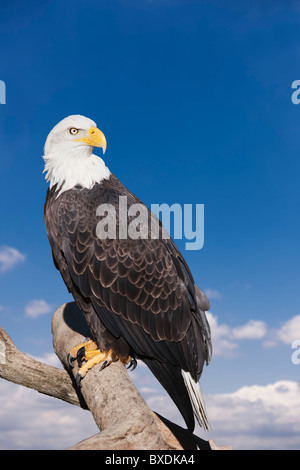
[0,325,83,408]
[0,301,229,450]
[52,302,222,450]
[52,302,180,450]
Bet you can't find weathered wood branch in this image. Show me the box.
[0,302,230,450]
[53,302,176,450]
[0,322,83,408]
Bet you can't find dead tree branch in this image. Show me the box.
[0,302,229,450]
[0,323,81,407]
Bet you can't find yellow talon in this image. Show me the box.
[78,349,113,376]
[75,349,114,385]
[69,339,98,361]
[67,341,115,386]
[67,340,137,386]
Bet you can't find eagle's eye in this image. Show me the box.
[69,128,79,135]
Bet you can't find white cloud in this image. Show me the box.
[29,352,62,368]
[206,314,270,356]
[260,315,300,349]
[276,315,300,345]
[134,363,300,450]
[206,312,239,356]
[207,381,300,450]
[232,320,267,340]
[205,288,222,300]
[262,338,279,349]
[0,246,26,272]
[0,356,299,450]
[0,381,98,450]
[25,300,52,319]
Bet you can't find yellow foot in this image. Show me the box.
[67,338,99,368]
[67,339,115,386]
[75,348,114,386]
[67,340,137,386]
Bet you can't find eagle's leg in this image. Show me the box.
[75,348,114,386]
[67,340,137,385]
[67,339,98,368]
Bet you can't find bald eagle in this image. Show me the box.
[43,115,212,432]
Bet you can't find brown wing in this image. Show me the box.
[45,177,211,381]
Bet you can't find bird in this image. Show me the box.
[43,114,212,432]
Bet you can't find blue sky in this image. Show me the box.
[1,0,300,449]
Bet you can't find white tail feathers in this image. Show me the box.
[181,370,211,431]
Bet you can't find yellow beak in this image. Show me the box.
[74,126,107,154]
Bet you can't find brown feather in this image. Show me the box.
[44,173,212,432]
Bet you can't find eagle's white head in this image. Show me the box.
[43,115,110,195]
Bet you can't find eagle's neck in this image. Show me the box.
[43,147,111,196]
